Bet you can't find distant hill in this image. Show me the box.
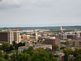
[0,26,81,31]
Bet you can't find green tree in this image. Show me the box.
[12,41,18,50]
[75,54,81,61]
[0,57,8,61]
[32,48,50,61]
[23,46,34,56]
[6,46,58,61]
[0,43,12,53]
[17,53,31,61]
[32,48,58,61]
[10,53,31,61]
[63,48,73,55]
[52,44,59,51]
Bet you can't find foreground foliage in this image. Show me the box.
[0,43,58,61]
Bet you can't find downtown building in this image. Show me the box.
[0,30,21,44]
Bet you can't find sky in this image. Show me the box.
[0,0,81,27]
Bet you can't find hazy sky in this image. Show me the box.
[0,0,81,27]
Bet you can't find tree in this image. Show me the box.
[10,53,31,61]
[52,44,59,54]
[32,48,50,61]
[0,43,13,53]
[63,48,74,61]
[17,53,31,61]
[23,46,34,56]
[12,41,18,50]
[63,48,74,55]
[0,46,58,61]
[75,54,81,61]
[32,48,58,61]
[0,57,8,61]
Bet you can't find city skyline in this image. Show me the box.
[0,0,81,27]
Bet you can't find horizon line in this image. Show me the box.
[0,25,81,28]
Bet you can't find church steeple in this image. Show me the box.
[60,26,63,33]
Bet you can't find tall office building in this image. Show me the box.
[0,30,21,44]
[0,32,9,42]
[13,31,21,43]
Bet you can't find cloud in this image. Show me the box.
[0,0,81,27]
[0,0,20,9]
[19,0,53,8]
[0,0,52,9]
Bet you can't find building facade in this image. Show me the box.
[0,30,21,44]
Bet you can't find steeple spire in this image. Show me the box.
[60,26,63,33]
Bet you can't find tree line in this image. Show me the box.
[0,42,58,61]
